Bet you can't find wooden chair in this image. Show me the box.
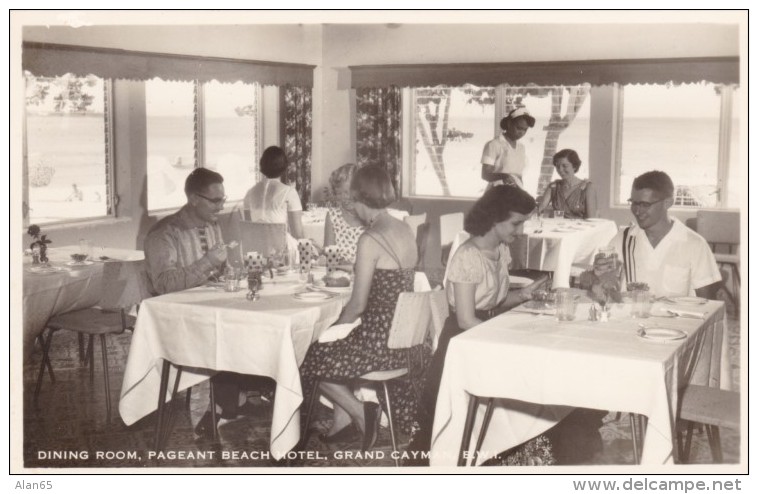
[677,385,740,463]
[34,260,151,423]
[695,210,740,313]
[440,212,464,267]
[404,213,428,269]
[302,291,435,466]
[238,221,287,258]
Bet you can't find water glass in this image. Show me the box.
[78,239,93,259]
[224,266,240,292]
[555,289,576,321]
[597,246,618,270]
[631,290,652,318]
[553,210,564,219]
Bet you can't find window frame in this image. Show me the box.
[147,79,263,216]
[612,83,738,210]
[22,75,116,227]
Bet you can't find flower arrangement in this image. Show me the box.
[27,224,52,264]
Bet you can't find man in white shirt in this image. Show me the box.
[586,171,721,298]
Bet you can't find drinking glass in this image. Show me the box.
[553,210,564,219]
[78,239,93,260]
[597,246,618,270]
[631,290,652,318]
[555,289,576,321]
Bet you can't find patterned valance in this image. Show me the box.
[350,57,739,88]
[23,42,315,87]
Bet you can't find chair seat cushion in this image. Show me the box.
[360,368,408,381]
[679,385,740,429]
[47,308,136,335]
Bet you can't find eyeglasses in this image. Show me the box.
[627,198,666,210]
[195,193,227,205]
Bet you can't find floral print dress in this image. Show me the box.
[327,207,365,264]
[299,267,427,435]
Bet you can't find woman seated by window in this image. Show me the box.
[243,146,306,257]
[324,163,365,265]
[299,165,424,450]
[405,185,549,465]
[538,149,597,219]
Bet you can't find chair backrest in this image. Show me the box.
[428,288,450,353]
[238,221,288,257]
[403,213,427,240]
[696,210,740,246]
[99,260,152,310]
[387,291,433,350]
[508,233,530,270]
[440,212,464,266]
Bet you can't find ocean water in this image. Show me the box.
[24,114,739,224]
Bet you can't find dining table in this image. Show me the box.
[119,267,432,458]
[22,245,144,361]
[429,292,731,466]
[517,217,619,288]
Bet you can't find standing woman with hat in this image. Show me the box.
[480,107,536,189]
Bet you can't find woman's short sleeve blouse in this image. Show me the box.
[445,240,511,311]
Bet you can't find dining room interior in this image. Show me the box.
[12,11,746,472]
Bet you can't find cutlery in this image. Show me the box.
[666,309,703,319]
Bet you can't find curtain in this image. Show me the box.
[23,42,315,86]
[355,87,402,195]
[350,57,739,89]
[281,85,313,207]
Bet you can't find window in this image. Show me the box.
[146,79,260,212]
[616,83,739,208]
[408,84,591,199]
[23,72,112,225]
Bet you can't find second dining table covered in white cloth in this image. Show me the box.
[429,295,730,466]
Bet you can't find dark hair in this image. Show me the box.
[632,170,675,199]
[553,149,582,172]
[350,165,396,209]
[259,146,288,178]
[464,185,536,236]
[184,167,224,196]
[329,163,357,193]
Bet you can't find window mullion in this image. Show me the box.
[195,80,205,167]
[716,86,733,208]
[103,79,115,216]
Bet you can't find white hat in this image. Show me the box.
[506,107,536,127]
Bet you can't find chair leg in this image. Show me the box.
[153,360,171,451]
[705,425,723,463]
[99,335,112,424]
[301,379,320,444]
[77,333,86,363]
[382,382,399,467]
[185,386,192,409]
[34,329,56,407]
[209,377,218,442]
[629,413,640,464]
[683,421,695,462]
[458,395,481,466]
[473,398,495,466]
[88,335,95,383]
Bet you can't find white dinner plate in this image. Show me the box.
[27,265,68,274]
[552,228,575,233]
[509,276,533,289]
[66,260,95,266]
[293,291,334,301]
[312,277,353,293]
[637,327,687,341]
[663,296,708,306]
[584,218,606,222]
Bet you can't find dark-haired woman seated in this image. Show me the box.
[299,165,425,450]
[405,185,549,465]
[537,149,597,219]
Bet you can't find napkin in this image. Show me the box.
[666,308,707,319]
[318,318,362,343]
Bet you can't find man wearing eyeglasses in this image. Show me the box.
[144,167,228,295]
[585,170,721,299]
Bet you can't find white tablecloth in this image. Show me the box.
[430,295,730,466]
[22,246,144,360]
[119,269,347,459]
[520,218,619,288]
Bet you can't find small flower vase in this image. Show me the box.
[31,246,41,265]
